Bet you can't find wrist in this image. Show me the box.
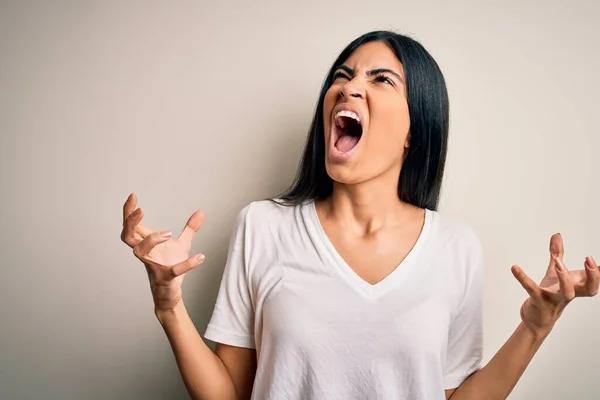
[155,301,187,325]
[519,321,551,344]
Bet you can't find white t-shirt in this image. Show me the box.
[204,199,483,400]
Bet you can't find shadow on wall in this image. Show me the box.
[121,105,311,399]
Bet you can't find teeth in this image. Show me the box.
[334,110,361,128]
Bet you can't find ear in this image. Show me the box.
[404,132,411,149]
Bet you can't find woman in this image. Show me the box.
[120,30,599,399]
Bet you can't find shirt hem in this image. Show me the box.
[443,367,481,390]
[204,324,256,349]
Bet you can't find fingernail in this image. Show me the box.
[586,257,595,269]
[196,254,205,262]
[555,258,565,272]
[162,231,172,237]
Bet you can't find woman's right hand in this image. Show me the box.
[120,193,206,313]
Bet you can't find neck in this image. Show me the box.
[320,169,417,235]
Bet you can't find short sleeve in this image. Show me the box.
[203,204,255,349]
[443,232,484,390]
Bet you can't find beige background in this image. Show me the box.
[1,0,598,399]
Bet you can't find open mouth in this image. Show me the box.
[333,110,363,154]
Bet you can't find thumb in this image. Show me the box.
[177,210,205,244]
[171,254,206,277]
[512,265,541,299]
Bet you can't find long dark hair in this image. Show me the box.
[275,30,449,211]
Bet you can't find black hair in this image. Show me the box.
[275,30,449,211]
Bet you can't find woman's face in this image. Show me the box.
[322,41,410,186]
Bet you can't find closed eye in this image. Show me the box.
[374,74,394,86]
[333,71,351,81]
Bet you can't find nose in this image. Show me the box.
[339,81,365,100]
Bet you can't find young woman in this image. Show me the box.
[120,30,599,399]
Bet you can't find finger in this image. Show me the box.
[546,233,564,275]
[171,254,206,277]
[122,193,153,233]
[512,265,542,299]
[123,193,136,222]
[123,209,153,244]
[130,209,153,237]
[177,211,205,244]
[121,194,139,246]
[554,256,575,301]
[121,208,145,247]
[121,207,142,247]
[583,256,599,297]
[133,231,173,259]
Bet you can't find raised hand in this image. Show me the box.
[120,193,206,312]
[511,233,599,337]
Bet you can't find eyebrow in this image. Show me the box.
[335,65,404,83]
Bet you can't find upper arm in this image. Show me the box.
[204,204,256,348]
[443,228,484,390]
[215,343,257,400]
[205,205,257,398]
[445,388,456,399]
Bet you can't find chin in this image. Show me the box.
[325,151,405,190]
[324,161,364,186]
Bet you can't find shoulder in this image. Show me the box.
[427,209,484,280]
[428,211,485,308]
[231,199,308,279]
[232,198,307,233]
[429,209,483,255]
[246,198,301,218]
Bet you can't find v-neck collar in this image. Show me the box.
[302,199,434,299]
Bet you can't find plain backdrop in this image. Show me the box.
[1,1,598,399]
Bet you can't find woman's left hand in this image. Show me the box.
[511,233,599,338]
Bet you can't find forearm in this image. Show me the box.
[156,302,237,400]
[450,322,547,400]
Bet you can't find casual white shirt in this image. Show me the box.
[204,199,483,400]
